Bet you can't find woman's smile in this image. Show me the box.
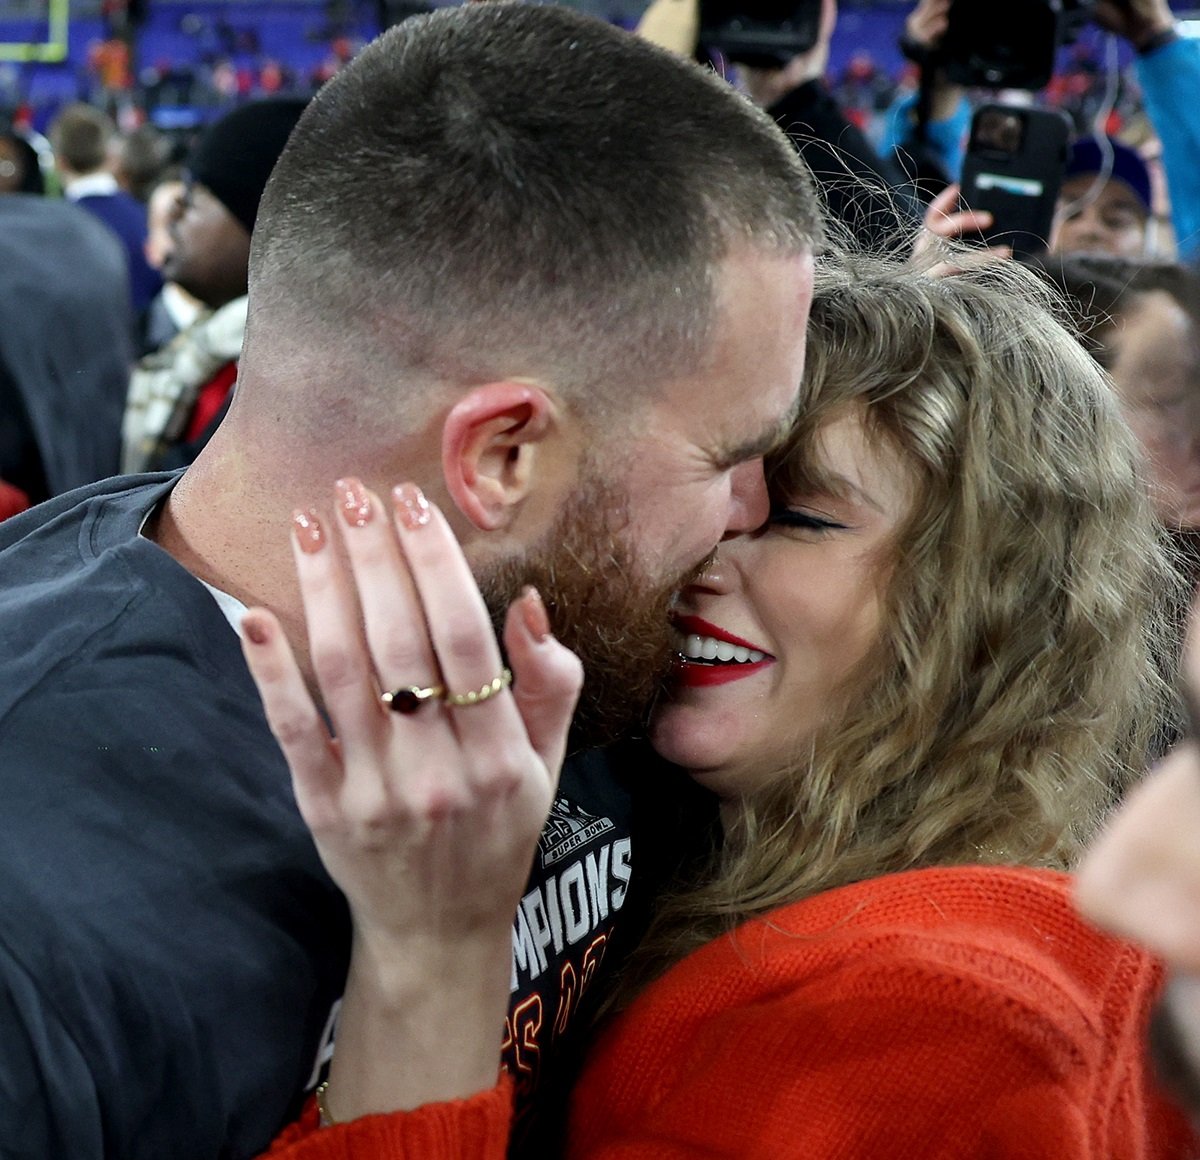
[672,614,774,687]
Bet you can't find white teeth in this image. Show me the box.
[680,633,766,664]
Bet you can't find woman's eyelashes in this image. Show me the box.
[768,506,848,533]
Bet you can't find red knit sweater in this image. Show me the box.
[266,865,1196,1158]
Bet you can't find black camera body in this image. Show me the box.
[698,0,822,68]
[941,0,1095,90]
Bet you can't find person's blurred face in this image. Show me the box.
[1051,175,1149,258]
[0,138,26,194]
[649,407,912,798]
[1110,292,1200,529]
[163,180,251,308]
[144,179,185,272]
[1078,609,1200,1119]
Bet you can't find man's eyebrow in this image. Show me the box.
[718,402,801,467]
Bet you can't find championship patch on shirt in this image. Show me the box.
[537,795,616,868]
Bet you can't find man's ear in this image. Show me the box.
[442,382,558,531]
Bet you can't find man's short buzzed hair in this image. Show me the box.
[51,104,115,175]
[246,3,820,423]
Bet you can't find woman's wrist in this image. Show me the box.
[318,932,513,1123]
[349,925,513,1003]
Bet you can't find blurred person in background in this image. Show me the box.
[111,122,173,203]
[50,103,161,322]
[880,0,970,193]
[1049,256,1200,540]
[1050,136,1156,258]
[1090,0,1200,260]
[0,122,44,195]
[0,195,133,505]
[882,0,1200,260]
[122,98,307,473]
[636,0,920,249]
[140,174,204,354]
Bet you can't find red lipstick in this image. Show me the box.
[672,615,773,688]
[673,658,772,687]
[673,616,771,653]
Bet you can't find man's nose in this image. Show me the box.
[723,459,769,537]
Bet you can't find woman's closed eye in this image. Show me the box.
[768,506,848,534]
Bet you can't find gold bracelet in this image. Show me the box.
[315,1079,338,1127]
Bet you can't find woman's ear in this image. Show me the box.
[441,382,557,531]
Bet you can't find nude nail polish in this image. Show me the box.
[336,477,373,528]
[521,586,551,643]
[292,509,326,554]
[392,483,431,530]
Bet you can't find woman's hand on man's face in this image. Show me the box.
[240,479,583,967]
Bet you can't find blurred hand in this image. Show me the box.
[899,0,965,122]
[740,0,837,107]
[635,0,700,57]
[1091,0,1175,49]
[912,183,1013,274]
[905,0,952,50]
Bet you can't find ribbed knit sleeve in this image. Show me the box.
[262,1076,513,1159]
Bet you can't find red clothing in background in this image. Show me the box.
[0,479,30,522]
[265,865,1196,1159]
[184,359,238,444]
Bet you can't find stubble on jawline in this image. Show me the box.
[476,480,711,752]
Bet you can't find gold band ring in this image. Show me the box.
[380,683,446,714]
[446,668,512,708]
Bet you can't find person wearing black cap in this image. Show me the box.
[1050,135,1156,258]
[122,98,307,474]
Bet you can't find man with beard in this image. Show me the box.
[0,6,820,1158]
[1079,598,1200,1123]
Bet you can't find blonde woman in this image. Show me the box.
[249,256,1195,1158]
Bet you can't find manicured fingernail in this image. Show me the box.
[336,477,373,528]
[521,586,551,643]
[292,508,325,554]
[392,483,431,530]
[243,615,270,645]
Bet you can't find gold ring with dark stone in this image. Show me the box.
[380,683,446,714]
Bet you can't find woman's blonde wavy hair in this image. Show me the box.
[616,252,1183,998]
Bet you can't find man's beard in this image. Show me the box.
[477,476,704,751]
